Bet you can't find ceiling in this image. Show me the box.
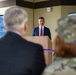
[23,0,48,2]
[0,0,76,9]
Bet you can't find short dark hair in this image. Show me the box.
[38,17,45,20]
[54,35,76,58]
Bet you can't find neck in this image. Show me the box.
[8,29,23,37]
[39,25,43,26]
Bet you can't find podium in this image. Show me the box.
[24,36,52,65]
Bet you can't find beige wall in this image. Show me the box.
[23,7,33,36]
[61,6,76,16]
[34,6,61,41]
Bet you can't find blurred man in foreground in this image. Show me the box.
[0,6,46,75]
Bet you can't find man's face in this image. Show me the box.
[38,19,45,26]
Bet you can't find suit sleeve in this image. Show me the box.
[48,28,51,40]
[32,28,35,36]
[32,45,46,75]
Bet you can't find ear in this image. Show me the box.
[24,22,28,31]
[21,23,28,36]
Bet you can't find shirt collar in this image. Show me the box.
[10,30,21,36]
[39,25,44,28]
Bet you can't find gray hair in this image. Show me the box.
[4,6,28,30]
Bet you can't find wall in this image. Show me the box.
[61,6,76,17]
[34,6,61,41]
[23,7,33,36]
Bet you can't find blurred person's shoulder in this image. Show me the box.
[42,58,76,75]
[23,38,43,50]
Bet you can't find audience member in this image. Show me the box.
[42,13,76,75]
[0,6,46,75]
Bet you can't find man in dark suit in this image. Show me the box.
[0,6,46,75]
[32,17,51,40]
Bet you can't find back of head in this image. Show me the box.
[54,13,76,58]
[4,6,28,31]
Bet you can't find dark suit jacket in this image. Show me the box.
[32,26,51,40]
[0,32,46,75]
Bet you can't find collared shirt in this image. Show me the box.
[11,30,21,36]
[39,26,44,36]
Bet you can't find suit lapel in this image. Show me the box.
[44,27,45,35]
[36,27,39,36]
